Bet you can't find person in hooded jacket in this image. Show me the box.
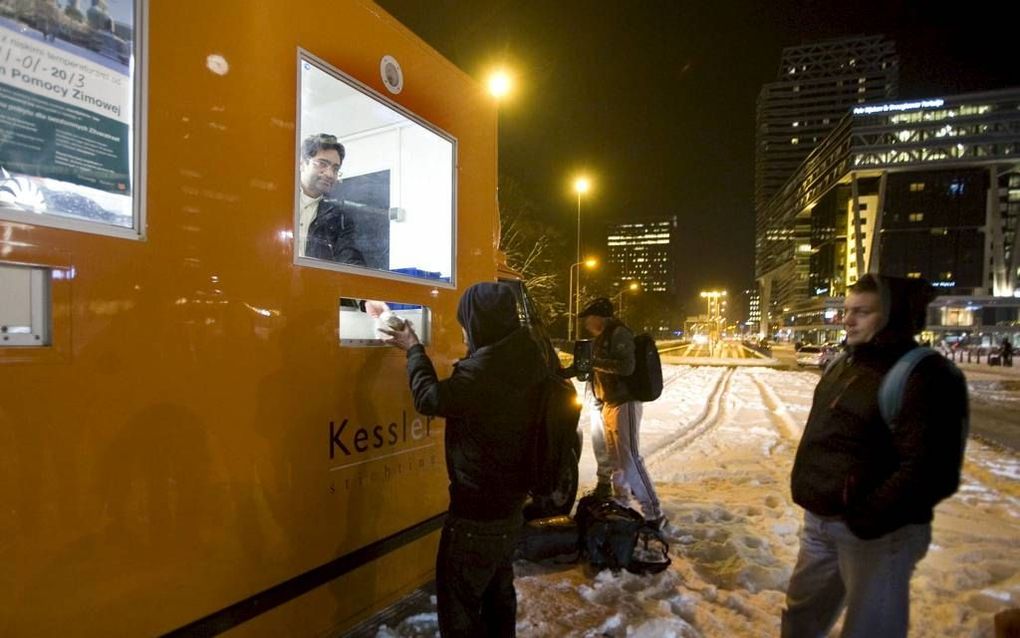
[781,274,968,638]
[380,282,546,638]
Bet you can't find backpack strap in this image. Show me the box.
[878,346,939,428]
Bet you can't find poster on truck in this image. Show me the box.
[0,0,138,230]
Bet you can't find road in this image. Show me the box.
[660,340,772,362]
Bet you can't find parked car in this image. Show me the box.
[796,344,840,369]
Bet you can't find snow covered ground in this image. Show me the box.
[375,365,1020,638]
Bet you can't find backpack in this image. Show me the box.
[574,495,671,574]
[628,333,664,402]
[877,347,970,446]
[524,373,583,519]
[603,326,662,402]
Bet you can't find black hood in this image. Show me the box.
[456,282,520,355]
[871,274,934,346]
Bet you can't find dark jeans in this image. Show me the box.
[436,512,522,638]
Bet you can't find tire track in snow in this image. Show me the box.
[647,367,735,466]
[747,371,800,443]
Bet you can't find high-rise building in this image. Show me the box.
[755,35,899,213]
[755,36,899,334]
[759,88,1020,343]
[605,216,679,294]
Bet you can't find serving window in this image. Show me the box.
[295,51,455,285]
[0,0,143,238]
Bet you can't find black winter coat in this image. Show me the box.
[405,327,546,520]
[791,279,968,539]
[304,199,366,264]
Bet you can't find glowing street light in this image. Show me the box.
[611,282,640,321]
[487,69,512,99]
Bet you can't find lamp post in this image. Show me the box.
[568,257,597,340]
[611,282,640,322]
[700,290,728,353]
[572,176,591,341]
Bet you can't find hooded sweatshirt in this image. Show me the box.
[790,275,968,539]
[404,282,546,520]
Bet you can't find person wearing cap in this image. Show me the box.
[782,274,968,637]
[380,282,546,638]
[575,297,664,529]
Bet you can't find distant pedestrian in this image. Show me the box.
[782,274,968,638]
[380,282,546,638]
[1002,338,1013,367]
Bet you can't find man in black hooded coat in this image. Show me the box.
[781,274,968,638]
[381,282,546,638]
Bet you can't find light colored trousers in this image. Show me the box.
[597,401,661,521]
[590,401,613,485]
[782,510,931,638]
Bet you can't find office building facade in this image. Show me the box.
[605,216,679,294]
[758,88,1020,344]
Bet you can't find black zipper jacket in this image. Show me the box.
[790,277,968,539]
[404,284,546,520]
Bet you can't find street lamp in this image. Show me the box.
[700,290,728,350]
[573,176,592,340]
[487,69,512,99]
[568,257,597,340]
[611,282,640,321]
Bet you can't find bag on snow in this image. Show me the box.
[516,515,580,562]
[574,495,671,574]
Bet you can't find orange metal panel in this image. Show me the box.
[0,1,497,635]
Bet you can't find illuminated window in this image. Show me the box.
[791,138,799,145]
[941,307,973,327]
[1008,191,1020,202]
[297,56,455,284]
[909,213,924,222]
[907,272,921,279]
[909,182,925,192]
[948,180,965,196]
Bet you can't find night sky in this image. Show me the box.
[377,0,1020,315]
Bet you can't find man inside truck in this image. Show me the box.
[297,132,367,264]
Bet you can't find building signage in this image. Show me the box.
[853,99,945,116]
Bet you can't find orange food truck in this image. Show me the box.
[0,1,572,635]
